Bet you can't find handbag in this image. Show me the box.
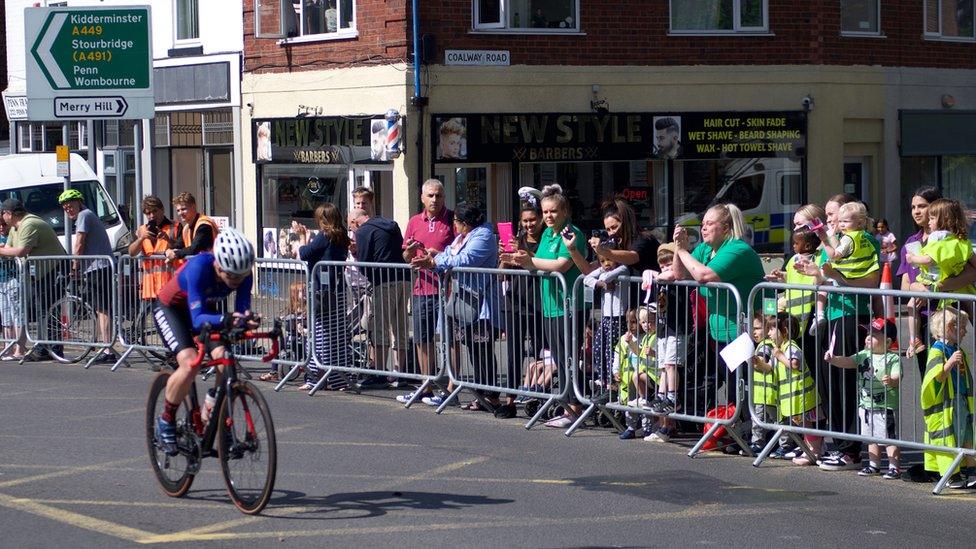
[444,277,481,325]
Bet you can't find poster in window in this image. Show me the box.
[435,117,467,160]
[255,122,273,163]
[370,119,387,161]
[652,116,682,159]
[262,227,279,258]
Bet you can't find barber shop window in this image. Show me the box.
[924,0,975,40]
[473,0,580,32]
[669,0,767,33]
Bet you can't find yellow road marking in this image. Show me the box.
[0,457,142,489]
[138,503,777,543]
[273,423,314,435]
[0,491,155,542]
[278,440,420,447]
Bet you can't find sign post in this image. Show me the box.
[56,145,71,252]
[25,6,154,121]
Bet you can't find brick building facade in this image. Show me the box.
[241,1,976,251]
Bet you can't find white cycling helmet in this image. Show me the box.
[213,228,255,276]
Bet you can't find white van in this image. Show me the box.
[678,158,802,253]
[0,153,131,252]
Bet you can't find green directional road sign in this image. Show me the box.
[25,6,154,121]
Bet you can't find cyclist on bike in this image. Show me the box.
[153,228,257,454]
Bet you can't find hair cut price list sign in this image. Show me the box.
[25,6,154,121]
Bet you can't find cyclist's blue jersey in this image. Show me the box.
[157,253,253,330]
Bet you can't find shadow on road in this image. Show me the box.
[182,489,514,520]
[569,471,836,505]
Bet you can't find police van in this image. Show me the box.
[0,153,131,252]
[678,158,801,254]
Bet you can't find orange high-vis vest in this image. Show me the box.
[140,222,180,300]
[181,213,219,251]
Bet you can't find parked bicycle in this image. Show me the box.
[145,318,282,514]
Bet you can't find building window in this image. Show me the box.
[670,0,767,33]
[841,0,880,34]
[473,0,579,32]
[925,0,976,39]
[175,0,200,41]
[16,122,88,152]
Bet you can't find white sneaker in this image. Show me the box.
[395,392,416,403]
[643,429,670,442]
[636,397,649,409]
[421,394,444,406]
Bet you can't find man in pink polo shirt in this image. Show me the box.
[397,179,455,403]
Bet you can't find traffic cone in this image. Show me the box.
[879,262,899,351]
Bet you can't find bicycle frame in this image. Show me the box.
[178,325,281,458]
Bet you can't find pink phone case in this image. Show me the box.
[497,222,515,252]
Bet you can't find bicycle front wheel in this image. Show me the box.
[218,381,277,514]
[47,296,96,363]
[146,372,198,497]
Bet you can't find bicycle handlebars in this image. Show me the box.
[189,314,282,369]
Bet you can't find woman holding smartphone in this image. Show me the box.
[504,184,587,428]
[496,190,546,418]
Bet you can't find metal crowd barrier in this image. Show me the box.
[0,257,26,359]
[243,258,310,384]
[747,282,976,495]
[570,276,750,456]
[306,260,444,399]
[22,254,117,368]
[437,266,572,428]
[113,254,174,371]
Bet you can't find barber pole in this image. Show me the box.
[385,109,401,159]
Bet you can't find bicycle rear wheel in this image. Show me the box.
[146,372,199,497]
[46,296,96,363]
[217,380,277,514]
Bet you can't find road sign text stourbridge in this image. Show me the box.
[32,10,150,90]
[25,6,153,121]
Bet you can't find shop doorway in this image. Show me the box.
[350,166,394,217]
[206,148,233,219]
[435,165,494,219]
[843,157,871,202]
[104,149,137,228]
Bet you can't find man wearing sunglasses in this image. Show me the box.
[152,228,257,455]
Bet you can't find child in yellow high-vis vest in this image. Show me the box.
[819,202,880,281]
[750,314,779,455]
[920,307,975,489]
[615,307,659,440]
[752,313,824,466]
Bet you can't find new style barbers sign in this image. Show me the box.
[431,111,806,163]
[252,116,394,165]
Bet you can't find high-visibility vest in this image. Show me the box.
[776,340,818,418]
[922,343,975,476]
[615,333,659,404]
[783,254,816,331]
[831,230,879,279]
[139,222,180,300]
[752,338,779,406]
[181,213,219,251]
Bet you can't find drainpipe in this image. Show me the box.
[410,0,428,190]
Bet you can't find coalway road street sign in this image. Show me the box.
[25,6,154,121]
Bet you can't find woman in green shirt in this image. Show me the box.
[668,203,764,414]
[506,184,586,428]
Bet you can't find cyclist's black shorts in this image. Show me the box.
[152,303,223,357]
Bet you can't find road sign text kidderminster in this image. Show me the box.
[25,6,153,121]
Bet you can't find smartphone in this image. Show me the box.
[146,220,159,237]
[805,218,824,232]
[561,226,574,239]
[497,222,515,252]
[591,229,609,241]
